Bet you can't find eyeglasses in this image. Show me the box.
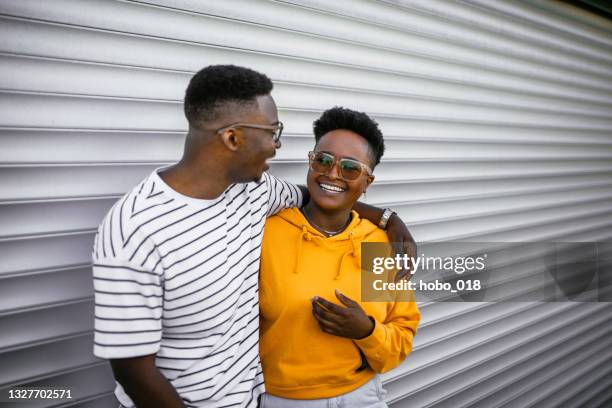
[216,121,283,143]
[308,151,372,181]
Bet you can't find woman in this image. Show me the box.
[258,107,420,407]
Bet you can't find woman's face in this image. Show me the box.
[307,129,374,213]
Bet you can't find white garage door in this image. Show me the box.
[1,1,611,407]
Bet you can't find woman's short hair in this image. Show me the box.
[313,106,385,167]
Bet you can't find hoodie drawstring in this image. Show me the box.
[335,232,361,280]
[294,225,312,274]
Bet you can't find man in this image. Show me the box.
[92,65,414,407]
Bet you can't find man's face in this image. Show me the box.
[231,94,281,183]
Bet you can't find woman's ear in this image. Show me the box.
[219,128,241,152]
[364,174,375,192]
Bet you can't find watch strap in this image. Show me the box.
[378,208,395,229]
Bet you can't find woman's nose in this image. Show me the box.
[327,162,341,179]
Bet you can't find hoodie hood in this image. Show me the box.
[277,207,381,279]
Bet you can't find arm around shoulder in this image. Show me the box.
[263,173,305,216]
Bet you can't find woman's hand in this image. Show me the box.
[311,290,374,340]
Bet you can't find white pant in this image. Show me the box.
[259,376,388,408]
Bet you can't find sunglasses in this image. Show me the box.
[308,151,372,181]
[216,121,283,143]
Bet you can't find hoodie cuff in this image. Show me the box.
[354,317,387,353]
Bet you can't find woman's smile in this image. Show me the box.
[318,180,348,194]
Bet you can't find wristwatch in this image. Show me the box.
[378,208,396,230]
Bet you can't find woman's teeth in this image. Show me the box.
[319,183,345,193]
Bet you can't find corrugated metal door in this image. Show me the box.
[1,0,611,407]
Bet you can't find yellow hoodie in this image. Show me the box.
[259,207,420,399]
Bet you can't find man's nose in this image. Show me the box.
[274,138,282,149]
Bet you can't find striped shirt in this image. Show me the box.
[92,168,302,408]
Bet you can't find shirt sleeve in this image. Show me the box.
[353,290,421,374]
[92,213,163,359]
[263,172,303,217]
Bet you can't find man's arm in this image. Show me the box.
[353,201,416,281]
[111,355,186,408]
[297,185,310,206]
[264,173,305,216]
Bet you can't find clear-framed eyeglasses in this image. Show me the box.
[216,121,283,143]
[308,151,372,181]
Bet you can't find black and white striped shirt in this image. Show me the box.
[92,169,302,407]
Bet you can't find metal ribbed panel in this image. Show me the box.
[0,0,611,407]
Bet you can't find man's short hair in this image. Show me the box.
[184,65,273,126]
[313,106,385,167]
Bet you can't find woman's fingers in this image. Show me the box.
[312,300,342,324]
[335,290,358,307]
[313,296,345,314]
[314,316,342,335]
